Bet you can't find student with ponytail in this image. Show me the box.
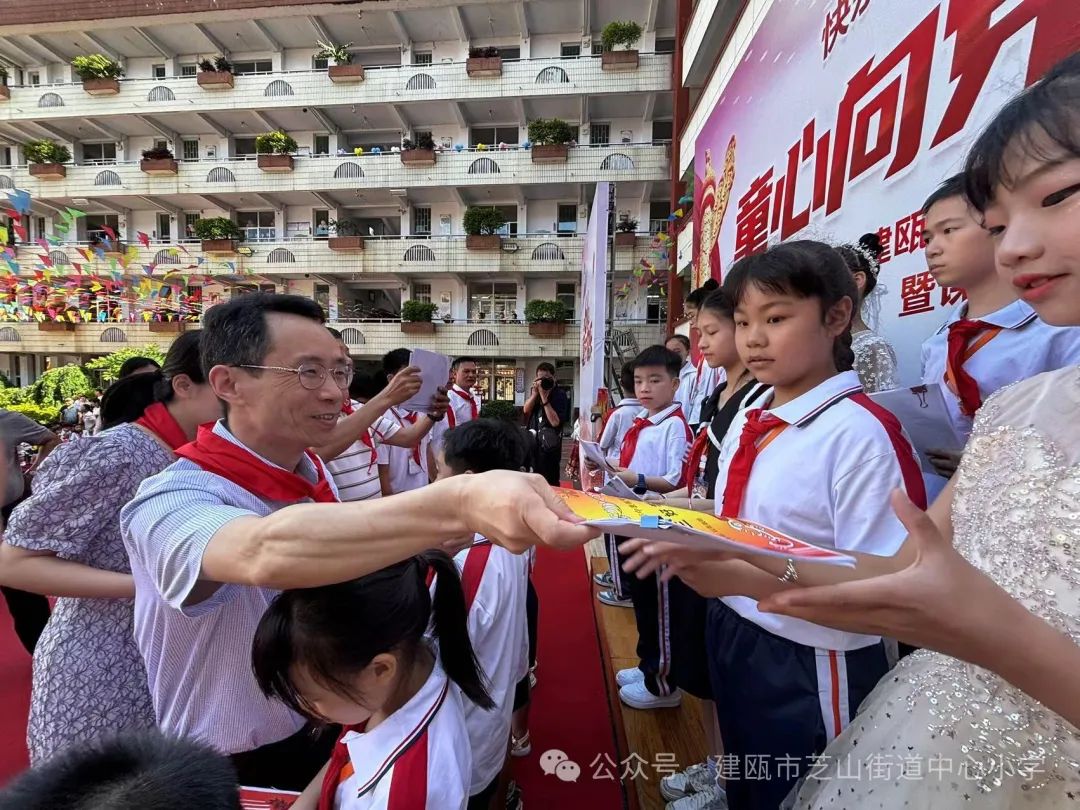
[0,330,221,764]
[252,551,492,810]
[836,237,900,393]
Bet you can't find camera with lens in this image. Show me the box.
[539,377,555,391]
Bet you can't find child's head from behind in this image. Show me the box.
[631,345,682,413]
[921,173,997,291]
[835,234,882,304]
[252,552,492,727]
[964,52,1080,327]
[619,361,636,398]
[695,288,738,370]
[722,241,856,389]
[684,278,719,327]
[436,418,527,480]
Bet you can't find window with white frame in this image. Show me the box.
[82,142,117,164]
[469,126,519,147]
[412,283,432,303]
[180,64,197,77]
[556,282,576,319]
[231,60,273,75]
[182,139,199,160]
[412,52,433,65]
[152,64,166,78]
[236,210,276,242]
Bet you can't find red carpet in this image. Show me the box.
[512,545,624,809]
[0,598,31,786]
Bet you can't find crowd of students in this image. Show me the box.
[0,50,1079,810]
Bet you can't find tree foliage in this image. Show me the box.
[85,345,167,385]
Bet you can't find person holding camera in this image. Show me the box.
[522,363,569,486]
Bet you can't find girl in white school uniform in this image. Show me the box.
[251,552,494,810]
[623,241,925,810]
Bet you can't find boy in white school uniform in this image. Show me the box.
[594,362,639,596]
[603,345,692,710]
[435,419,532,810]
[381,349,439,493]
[920,174,1080,477]
[667,335,699,427]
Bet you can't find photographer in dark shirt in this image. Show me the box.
[522,363,569,486]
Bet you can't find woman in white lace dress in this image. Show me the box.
[836,238,899,392]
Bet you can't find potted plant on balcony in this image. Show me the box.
[197,56,234,89]
[0,65,9,101]
[328,218,365,251]
[528,118,574,164]
[317,40,364,83]
[400,133,436,166]
[401,300,437,335]
[466,46,502,78]
[614,217,639,247]
[601,21,643,71]
[525,299,569,338]
[193,217,241,253]
[25,140,71,180]
[71,54,123,95]
[140,145,179,176]
[255,131,297,172]
[463,206,504,251]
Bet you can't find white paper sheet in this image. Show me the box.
[401,349,451,413]
[580,440,619,474]
[869,383,965,473]
[601,475,643,500]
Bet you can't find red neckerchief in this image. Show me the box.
[341,400,355,416]
[397,409,424,466]
[944,319,1002,417]
[318,723,367,810]
[175,424,338,503]
[720,410,787,517]
[448,386,478,425]
[682,426,710,491]
[619,406,690,469]
[134,402,188,451]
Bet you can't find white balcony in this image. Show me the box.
[2,143,669,200]
[0,56,672,124]
[13,233,665,278]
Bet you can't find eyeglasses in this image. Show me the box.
[237,363,354,391]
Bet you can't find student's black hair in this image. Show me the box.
[383,348,411,377]
[326,327,343,341]
[964,52,1080,212]
[536,361,556,376]
[618,361,636,397]
[252,551,494,721]
[0,730,241,810]
[685,278,719,309]
[632,345,682,378]
[117,356,161,379]
[451,356,478,370]
[722,240,857,372]
[699,288,735,320]
[666,334,691,352]
[921,172,968,215]
[199,292,325,377]
[442,418,527,474]
[100,330,207,430]
[835,233,881,299]
[348,371,385,402]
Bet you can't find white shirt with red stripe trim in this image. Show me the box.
[598,397,641,464]
[334,662,471,810]
[620,402,692,488]
[713,370,924,651]
[454,536,530,795]
[446,386,481,429]
[385,407,430,494]
[920,299,1080,441]
[325,402,399,502]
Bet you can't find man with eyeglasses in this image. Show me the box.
[120,293,593,789]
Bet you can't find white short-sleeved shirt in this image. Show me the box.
[385,408,430,494]
[920,299,1080,441]
[713,371,924,651]
[598,398,641,463]
[334,663,471,810]
[119,420,341,753]
[620,402,692,488]
[454,537,530,794]
[446,386,481,429]
[675,361,697,420]
[325,402,399,502]
[687,357,724,426]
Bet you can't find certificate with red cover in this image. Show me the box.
[238,786,301,810]
[554,488,855,566]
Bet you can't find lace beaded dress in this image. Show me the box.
[787,366,1080,808]
[851,329,900,393]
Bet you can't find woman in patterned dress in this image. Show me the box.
[836,236,900,393]
[0,331,221,762]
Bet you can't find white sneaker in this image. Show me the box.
[666,785,728,810]
[660,760,714,801]
[593,570,614,587]
[618,680,682,710]
[597,589,632,607]
[615,667,644,688]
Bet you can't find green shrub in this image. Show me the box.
[85,345,167,385]
[463,206,505,236]
[615,217,638,233]
[401,300,437,322]
[192,218,241,240]
[255,131,298,155]
[71,54,124,80]
[0,387,29,407]
[316,40,354,64]
[141,146,175,160]
[6,402,61,426]
[601,21,643,51]
[524,299,569,323]
[480,399,517,422]
[527,118,575,145]
[24,139,71,164]
[27,364,94,406]
[0,369,11,388]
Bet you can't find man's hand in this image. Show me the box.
[455,471,595,552]
[428,386,450,419]
[379,367,423,408]
[927,448,962,478]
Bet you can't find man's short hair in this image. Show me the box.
[349,371,386,402]
[383,348,411,377]
[199,293,325,376]
[632,345,682,378]
[665,334,691,353]
[922,172,968,214]
[536,361,556,376]
[442,419,527,474]
[326,327,343,341]
[0,730,241,810]
[451,356,478,370]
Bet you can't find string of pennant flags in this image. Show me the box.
[613,200,690,301]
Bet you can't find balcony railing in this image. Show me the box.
[10,233,666,277]
[0,54,672,123]
[0,320,667,359]
[2,143,669,199]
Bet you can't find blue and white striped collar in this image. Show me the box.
[936,299,1038,334]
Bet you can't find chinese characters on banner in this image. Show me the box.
[693,0,1078,381]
